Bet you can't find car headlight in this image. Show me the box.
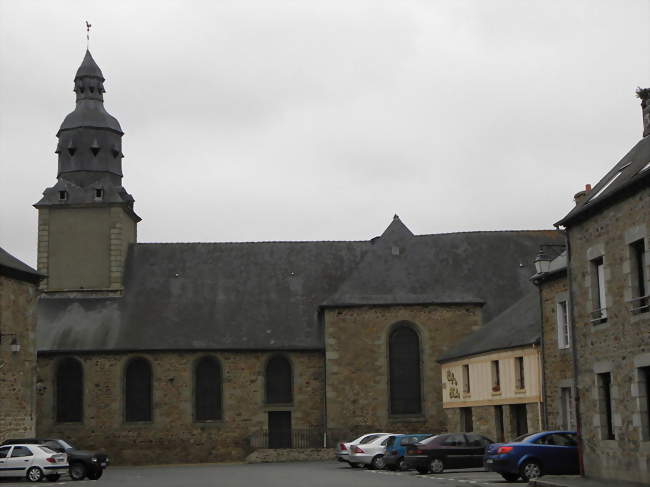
[91,458,98,462]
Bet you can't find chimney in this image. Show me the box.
[636,87,650,137]
[574,184,592,205]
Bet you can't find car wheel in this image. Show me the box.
[46,474,61,482]
[26,466,44,482]
[520,460,542,481]
[69,462,87,480]
[370,455,385,470]
[416,466,429,474]
[87,468,103,480]
[500,472,520,482]
[430,458,444,474]
[397,457,408,471]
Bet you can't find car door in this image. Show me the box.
[439,434,468,468]
[545,433,579,474]
[4,446,34,477]
[0,446,12,478]
[465,434,491,467]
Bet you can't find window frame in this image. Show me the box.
[55,356,84,424]
[514,356,525,390]
[556,299,571,349]
[387,322,423,416]
[629,239,649,314]
[193,355,223,422]
[123,357,153,423]
[597,372,615,440]
[590,256,607,324]
[264,354,293,405]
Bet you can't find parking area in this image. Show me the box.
[0,462,522,486]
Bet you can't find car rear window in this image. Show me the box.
[514,433,539,442]
[359,435,381,444]
[38,446,56,454]
[418,435,441,445]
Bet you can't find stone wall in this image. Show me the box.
[36,350,323,465]
[246,448,333,463]
[0,274,37,440]
[538,275,574,430]
[567,185,650,483]
[324,304,482,437]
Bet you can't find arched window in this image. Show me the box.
[265,356,292,404]
[56,357,83,422]
[389,324,422,414]
[124,358,152,422]
[194,356,222,421]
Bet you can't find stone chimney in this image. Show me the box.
[574,184,592,205]
[637,87,650,138]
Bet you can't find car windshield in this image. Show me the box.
[417,434,441,445]
[58,440,74,450]
[38,446,56,454]
[513,433,539,443]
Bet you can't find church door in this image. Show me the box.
[268,411,292,448]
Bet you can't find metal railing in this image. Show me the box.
[249,428,325,449]
[589,307,608,324]
[627,295,650,315]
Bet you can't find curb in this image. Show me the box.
[528,480,570,487]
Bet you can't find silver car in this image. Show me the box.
[348,433,398,469]
[336,433,392,467]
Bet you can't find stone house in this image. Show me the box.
[29,49,564,465]
[552,87,650,484]
[438,290,543,443]
[0,246,43,439]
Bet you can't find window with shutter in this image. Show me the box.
[124,358,153,422]
[389,324,421,415]
[265,356,292,404]
[194,356,223,421]
[56,357,83,423]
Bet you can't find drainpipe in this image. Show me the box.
[534,342,544,431]
[560,225,585,476]
[537,281,549,430]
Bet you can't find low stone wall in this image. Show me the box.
[246,448,334,463]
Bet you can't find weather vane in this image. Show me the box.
[86,21,92,49]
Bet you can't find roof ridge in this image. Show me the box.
[415,229,560,237]
[135,240,369,245]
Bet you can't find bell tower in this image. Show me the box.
[35,50,140,294]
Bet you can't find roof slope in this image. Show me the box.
[38,240,368,352]
[0,246,42,283]
[37,223,563,353]
[557,135,650,226]
[326,218,561,322]
[438,288,541,363]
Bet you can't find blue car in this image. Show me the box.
[383,434,432,471]
[484,431,579,482]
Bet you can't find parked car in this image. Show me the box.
[2,438,109,480]
[336,433,392,468]
[484,431,579,482]
[404,432,494,474]
[0,443,68,482]
[383,434,433,471]
[349,433,398,469]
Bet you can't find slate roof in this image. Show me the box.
[437,288,541,363]
[0,246,43,284]
[557,135,650,226]
[37,221,563,353]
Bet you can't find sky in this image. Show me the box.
[1,0,649,267]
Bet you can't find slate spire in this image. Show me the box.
[35,49,138,220]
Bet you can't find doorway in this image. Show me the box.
[268,411,292,448]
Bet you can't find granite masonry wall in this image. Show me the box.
[538,274,574,430]
[0,274,38,440]
[324,304,482,438]
[36,350,323,465]
[568,185,650,483]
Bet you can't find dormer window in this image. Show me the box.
[95,188,104,200]
[58,190,68,201]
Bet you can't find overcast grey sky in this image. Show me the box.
[1,0,649,266]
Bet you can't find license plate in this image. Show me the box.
[486,459,494,464]
[100,463,107,467]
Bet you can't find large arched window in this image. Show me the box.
[56,357,83,422]
[194,356,223,421]
[124,358,152,422]
[265,355,293,404]
[389,324,422,414]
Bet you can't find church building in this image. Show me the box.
[32,50,562,464]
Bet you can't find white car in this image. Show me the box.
[0,444,68,482]
[349,433,399,469]
[336,432,392,467]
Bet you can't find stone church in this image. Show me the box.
[32,50,562,464]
